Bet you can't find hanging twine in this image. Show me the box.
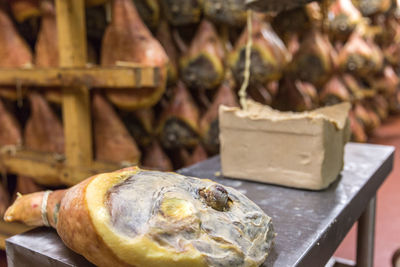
[238,9,253,111]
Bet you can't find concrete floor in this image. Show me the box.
[335,116,400,267]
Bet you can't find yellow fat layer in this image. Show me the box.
[180,52,225,88]
[85,168,208,267]
[229,44,282,81]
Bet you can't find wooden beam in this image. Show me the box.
[56,0,93,170]
[0,149,63,186]
[0,149,122,186]
[56,0,87,67]
[0,67,160,88]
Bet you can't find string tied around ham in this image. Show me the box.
[238,9,253,110]
[41,190,53,227]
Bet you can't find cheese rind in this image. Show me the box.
[219,100,351,190]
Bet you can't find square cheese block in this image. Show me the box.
[219,100,351,190]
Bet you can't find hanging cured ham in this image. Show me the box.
[368,66,399,96]
[199,78,238,154]
[101,0,168,110]
[371,94,389,120]
[120,108,155,147]
[327,0,362,42]
[353,102,375,132]
[34,0,61,104]
[141,140,173,171]
[338,28,383,77]
[229,15,290,87]
[288,29,335,87]
[349,110,367,142]
[92,93,141,164]
[190,144,208,165]
[341,74,365,100]
[25,92,64,155]
[181,20,225,90]
[319,76,352,106]
[158,82,200,149]
[366,104,381,130]
[24,92,64,186]
[180,144,208,167]
[5,167,275,267]
[35,1,58,70]
[0,4,33,60]
[272,7,312,40]
[274,78,318,112]
[0,7,33,100]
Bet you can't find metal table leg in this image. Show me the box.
[356,196,377,267]
[331,196,377,267]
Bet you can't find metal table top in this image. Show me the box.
[6,143,395,267]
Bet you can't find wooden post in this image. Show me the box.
[55,0,93,181]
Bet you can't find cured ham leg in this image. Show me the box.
[92,93,141,164]
[158,82,200,149]
[34,0,61,104]
[0,7,33,100]
[338,29,383,77]
[349,111,367,142]
[5,167,274,267]
[274,78,318,112]
[199,79,238,154]
[327,0,362,42]
[101,0,168,110]
[141,140,173,171]
[229,15,290,87]
[120,108,154,147]
[24,92,64,186]
[288,29,335,87]
[180,144,208,167]
[319,76,351,106]
[25,92,64,154]
[180,20,225,90]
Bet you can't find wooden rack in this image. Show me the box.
[0,0,162,247]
